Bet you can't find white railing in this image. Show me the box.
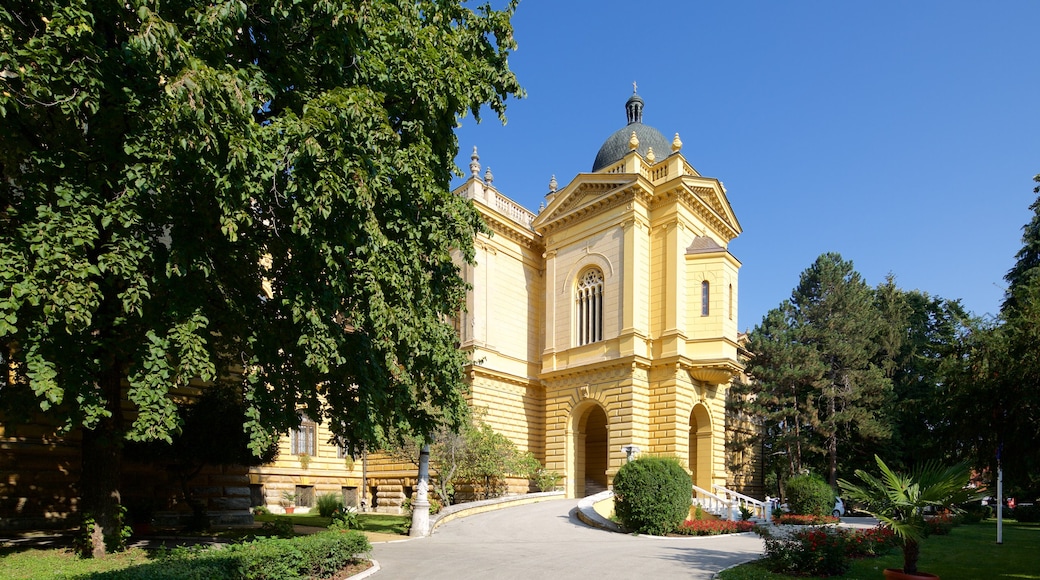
[692,484,735,520]
[713,484,772,522]
[492,191,535,228]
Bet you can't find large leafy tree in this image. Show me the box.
[737,253,892,488]
[0,0,521,555]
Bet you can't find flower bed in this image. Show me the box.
[674,519,757,536]
[761,525,898,576]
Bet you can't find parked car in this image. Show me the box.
[833,497,845,518]
[771,496,846,517]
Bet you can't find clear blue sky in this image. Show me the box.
[452,1,1040,331]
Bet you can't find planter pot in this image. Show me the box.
[284,506,295,514]
[883,569,939,580]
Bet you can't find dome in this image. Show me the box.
[592,92,671,172]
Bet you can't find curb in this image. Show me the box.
[575,490,624,533]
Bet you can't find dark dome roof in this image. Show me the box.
[592,92,670,172]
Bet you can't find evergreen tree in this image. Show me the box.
[739,253,892,487]
[1002,174,1040,312]
[0,0,521,555]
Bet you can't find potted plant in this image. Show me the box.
[838,455,979,580]
[281,491,298,514]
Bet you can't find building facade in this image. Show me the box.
[222,92,760,514]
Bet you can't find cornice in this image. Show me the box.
[478,207,544,250]
[465,364,541,389]
[652,184,740,241]
[539,354,652,383]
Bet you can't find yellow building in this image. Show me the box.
[251,91,759,513]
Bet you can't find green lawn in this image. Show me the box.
[718,520,1040,580]
[253,512,410,535]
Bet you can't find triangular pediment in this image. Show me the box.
[679,175,742,240]
[531,173,639,231]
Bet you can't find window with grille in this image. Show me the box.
[576,268,604,345]
[291,417,316,456]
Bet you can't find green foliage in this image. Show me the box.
[260,517,295,539]
[293,531,371,579]
[761,526,852,576]
[75,505,132,557]
[738,504,754,521]
[734,253,893,489]
[403,496,442,515]
[784,473,834,516]
[1011,504,1040,522]
[839,455,980,574]
[612,456,691,535]
[329,507,360,530]
[0,0,521,554]
[457,422,539,500]
[534,468,562,492]
[314,493,343,518]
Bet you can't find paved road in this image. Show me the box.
[370,499,764,579]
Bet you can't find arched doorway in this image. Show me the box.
[689,404,712,491]
[571,403,609,497]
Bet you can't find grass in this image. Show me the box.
[0,513,411,580]
[718,520,1040,580]
[254,512,411,535]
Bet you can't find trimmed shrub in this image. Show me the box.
[296,530,372,578]
[315,493,344,518]
[612,456,691,535]
[785,473,835,516]
[89,530,370,580]
[1012,504,1040,523]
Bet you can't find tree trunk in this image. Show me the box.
[903,539,920,574]
[828,394,838,486]
[79,366,124,557]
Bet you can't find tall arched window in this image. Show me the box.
[576,268,604,345]
[728,283,733,320]
[701,280,710,316]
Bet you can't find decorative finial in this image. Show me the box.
[629,131,639,151]
[469,146,480,178]
[484,166,493,185]
[538,202,545,212]
[633,81,637,93]
[672,133,682,153]
[646,147,656,163]
[549,174,558,193]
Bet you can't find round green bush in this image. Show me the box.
[612,456,691,535]
[784,473,835,516]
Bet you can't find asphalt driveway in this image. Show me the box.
[369,498,764,579]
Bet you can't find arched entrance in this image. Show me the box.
[570,403,609,497]
[689,404,712,491]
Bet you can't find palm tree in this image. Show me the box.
[838,455,979,578]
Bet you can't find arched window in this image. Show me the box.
[728,283,733,320]
[701,280,710,316]
[576,268,604,345]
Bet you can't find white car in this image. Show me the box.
[833,497,846,518]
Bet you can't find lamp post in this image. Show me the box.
[410,443,431,537]
[620,444,640,464]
